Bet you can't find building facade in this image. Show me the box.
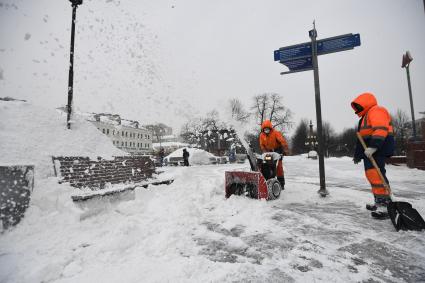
[88,113,153,155]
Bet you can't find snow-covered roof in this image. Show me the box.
[152,142,189,150]
[83,112,150,131]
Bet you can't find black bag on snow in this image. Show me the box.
[387,201,425,231]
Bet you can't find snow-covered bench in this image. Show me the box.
[52,156,173,201]
[0,165,34,229]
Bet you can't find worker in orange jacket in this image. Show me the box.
[351,92,395,218]
[259,120,289,188]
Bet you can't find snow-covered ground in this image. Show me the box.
[1,155,425,283]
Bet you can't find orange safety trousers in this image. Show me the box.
[364,156,390,197]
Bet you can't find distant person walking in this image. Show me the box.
[159,147,165,167]
[182,148,190,166]
[351,92,395,219]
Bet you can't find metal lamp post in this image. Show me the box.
[402,51,416,140]
[66,0,83,129]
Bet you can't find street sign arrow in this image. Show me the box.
[274,42,312,62]
[317,33,360,56]
[274,33,361,63]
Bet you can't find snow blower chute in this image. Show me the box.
[225,148,283,200]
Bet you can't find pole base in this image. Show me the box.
[317,189,329,197]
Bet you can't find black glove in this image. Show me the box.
[353,157,361,164]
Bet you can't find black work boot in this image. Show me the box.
[370,196,392,219]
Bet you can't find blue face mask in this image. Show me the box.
[263,128,271,134]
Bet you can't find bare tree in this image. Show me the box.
[180,117,204,146]
[229,98,250,123]
[392,109,409,155]
[322,121,336,157]
[251,93,292,132]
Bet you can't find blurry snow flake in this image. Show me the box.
[24,33,31,40]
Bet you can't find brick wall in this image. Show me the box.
[422,120,425,141]
[53,156,155,189]
[406,141,425,170]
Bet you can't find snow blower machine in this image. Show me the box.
[225,148,284,200]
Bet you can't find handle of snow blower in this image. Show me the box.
[356,132,392,195]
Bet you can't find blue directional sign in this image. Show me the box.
[282,57,313,72]
[274,33,361,63]
[274,42,312,62]
[317,33,361,55]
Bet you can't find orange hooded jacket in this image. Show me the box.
[351,92,394,158]
[259,120,289,154]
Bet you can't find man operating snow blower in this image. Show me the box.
[224,119,289,200]
[259,120,289,188]
[351,92,395,219]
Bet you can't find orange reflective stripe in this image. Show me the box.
[372,126,389,131]
[359,128,373,136]
[372,186,390,196]
[372,129,388,139]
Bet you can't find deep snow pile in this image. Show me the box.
[1,155,425,282]
[165,147,216,165]
[0,99,125,178]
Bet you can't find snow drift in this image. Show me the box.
[165,147,216,165]
[0,99,125,178]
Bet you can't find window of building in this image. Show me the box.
[107,129,109,135]
[125,141,127,147]
[126,132,128,137]
[122,131,124,137]
[121,142,124,146]
[102,129,105,134]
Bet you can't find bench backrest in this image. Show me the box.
[52,156,155,189]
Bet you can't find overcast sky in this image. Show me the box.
[1,0,424,135]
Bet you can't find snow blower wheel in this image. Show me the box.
[266,179,281,200]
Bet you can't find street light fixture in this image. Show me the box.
[401,51,417,140]
[66,0,83,129]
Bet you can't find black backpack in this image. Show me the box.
[387,201,425,231]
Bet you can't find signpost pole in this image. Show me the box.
[274,26,360,197]
[309,25,328,196]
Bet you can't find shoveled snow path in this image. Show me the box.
[1,156,424,282]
